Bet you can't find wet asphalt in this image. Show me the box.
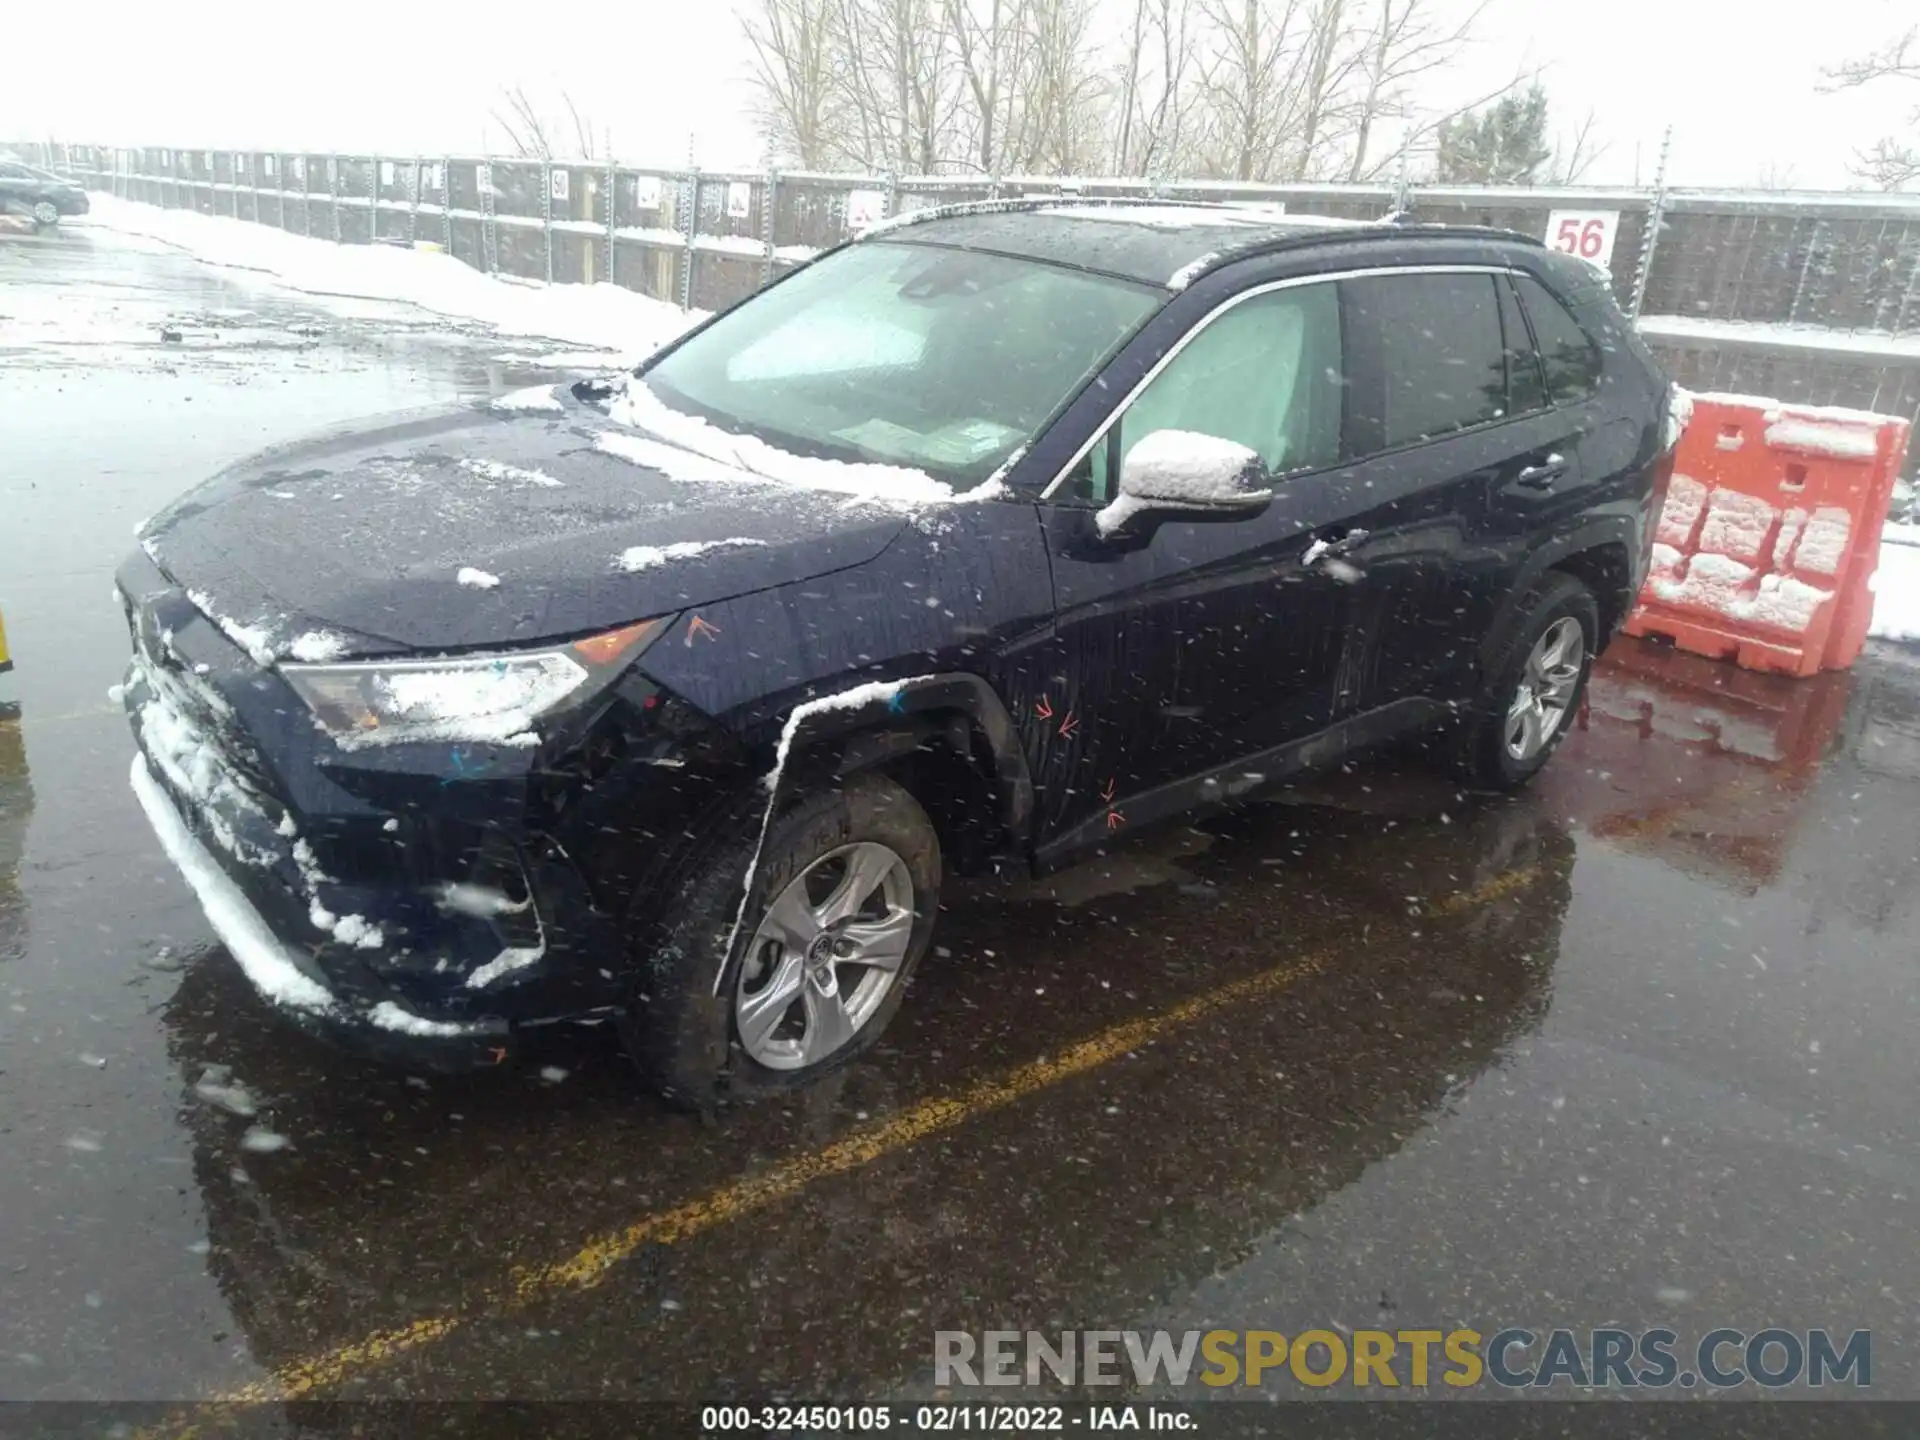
[1,222,1917,1415]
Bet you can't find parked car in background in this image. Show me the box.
[118,199,1677,1104]
[0,161,89,228]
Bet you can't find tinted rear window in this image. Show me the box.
[1345,273,1507,449]
[1514,273,1603,404]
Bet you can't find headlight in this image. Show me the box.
[283,617,669,749]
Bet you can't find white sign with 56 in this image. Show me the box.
[1545,210,1619,274]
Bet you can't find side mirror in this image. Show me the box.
[1096,430,1272,537]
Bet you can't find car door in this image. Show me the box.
[1332,268,1574,711]
[1031,278,1405,853]
[0,165,31,211]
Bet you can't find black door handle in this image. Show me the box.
[1516,455,1567,490]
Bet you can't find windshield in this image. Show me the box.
[637,241,1160,486]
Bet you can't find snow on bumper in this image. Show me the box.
[130,755,512,1066]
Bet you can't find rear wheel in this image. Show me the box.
[31,200,59,228]
[1453,573,1596,790]
[623,770,941,1107]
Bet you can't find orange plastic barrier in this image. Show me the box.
[1624,393,1912,676]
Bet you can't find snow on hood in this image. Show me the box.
[138,398,917,657]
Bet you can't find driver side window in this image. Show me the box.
[1069,281,1343,503]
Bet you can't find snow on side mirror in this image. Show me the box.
[1095,430,1273,538]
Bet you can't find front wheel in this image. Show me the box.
[1453,572,1597,790]
[31,201,59,228]
[623,771,941,1107]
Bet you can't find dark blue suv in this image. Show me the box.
[118,200,1676,1103]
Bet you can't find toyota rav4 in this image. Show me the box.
[118,199,1676,1103]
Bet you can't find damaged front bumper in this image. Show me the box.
[114,549,630,1070]
[130,753,515,1070]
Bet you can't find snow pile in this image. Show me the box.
[82,194,701,354]
[603,381,959,506]
[1661,386,1694,452]
[1040,203,1285,229]
[1652,550,1756,614]
[1656,475,1707,549]
[1789,507,1851,577]
[1168,252,1221,291]
[367,1001,483,1038]
[1871,544,1920,642]
[185,589,280,668]
[1696,489,1776,564]
[466,945,546,990]
[615,538,767,573]
[458,457,562,488]
[129,755,338,1016]
[285,631,351,663]
[1765,419,1880,461]
[1652,551,1836,634]
[491,384,566,414]
[1093,430,1268,537]
[1638,316,1920,362]
[1742,573,1833,632]
[456,567,501,589]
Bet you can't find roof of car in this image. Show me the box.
[858,197,1537,289]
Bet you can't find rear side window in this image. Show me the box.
[1344,273,1507,449]
[1497,277,1548,416]
[1513,273,1603,404]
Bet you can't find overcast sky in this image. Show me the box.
[3,0,1913,189]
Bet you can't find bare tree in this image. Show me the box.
[830,0,961,172]
[946,0,1035,173]
[1191,0,1305,183]
[1112,0,1200,175]
[492,88,556,159]
[1343,0,1492,182]
[1851,137,1920,191]
[1545,106,1608,185]
[743,0,842,168]
[1017,0,1109,172]
[1820,25,1919,191]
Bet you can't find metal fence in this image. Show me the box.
[17,141,1920,484]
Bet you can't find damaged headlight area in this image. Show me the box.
[282,617,671,749]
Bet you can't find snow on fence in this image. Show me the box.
[18,141,1920,487]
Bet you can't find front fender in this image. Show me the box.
[765,672,1035,844]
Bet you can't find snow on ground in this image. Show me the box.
[1639,317,1920,361]
[81,194,702,354]
[1872,540,1920,643]
[490,384,567,414]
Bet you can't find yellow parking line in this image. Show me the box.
[198,860,1545,1406]
[1430,863,1543,916]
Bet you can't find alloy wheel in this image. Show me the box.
[1504,616,1584,762]
[734,841,915,1071]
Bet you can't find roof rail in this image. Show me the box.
[853,193,1285,241]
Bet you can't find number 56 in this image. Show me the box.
[1555,217,1606,259]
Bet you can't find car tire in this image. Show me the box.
[621,770,941,1108]
[1452,572,1597,791]
[31,201,59,228]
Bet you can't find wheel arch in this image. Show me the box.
[772,673,1035,871]
[1482,522,1638,670]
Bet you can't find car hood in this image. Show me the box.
[136,391,913,658]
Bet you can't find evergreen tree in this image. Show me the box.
[1435,85,1554,185]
